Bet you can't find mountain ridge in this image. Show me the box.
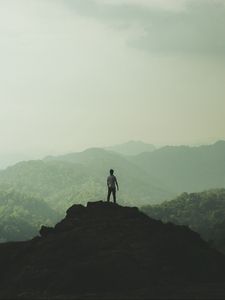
[105,140,156,156]
[0,150,172,210]
[132,140,225,193]
[0,140,224,243]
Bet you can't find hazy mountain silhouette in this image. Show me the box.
[131,140,225,193]
[105,140,156,156]
[0,153,34,170]
[0,201,225,299]
[0,149,172,211]
[0,141,224,217]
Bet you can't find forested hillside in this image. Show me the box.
[1,141,225,242]
[0,148,172,211]
[1,142,225,214]
[142,189,225,252]
[0,189,59,242]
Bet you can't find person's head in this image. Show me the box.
[110,169,114,175]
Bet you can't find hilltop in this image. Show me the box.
[0,201,225,299]
[105,140,156,156]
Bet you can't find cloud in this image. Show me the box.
[63,0,225,56]
[96,0,225,10]
[95,0,188,11]
[130,1,225,55]
[0,0,224,159]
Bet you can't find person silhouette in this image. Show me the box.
[107,169,119,203]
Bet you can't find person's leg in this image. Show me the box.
[112,188,116,203]
[107,188,112,202]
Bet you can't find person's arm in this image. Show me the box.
[115,177,119,191]
[107,177,109,187]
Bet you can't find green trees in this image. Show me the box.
[0,189,59,242]
[0,151,172,210]
[1,142,225,242]
[142,189,225,252]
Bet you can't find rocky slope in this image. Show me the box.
[0,201,225,299]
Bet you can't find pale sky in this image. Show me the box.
[0,0,225,167]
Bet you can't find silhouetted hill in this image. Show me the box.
[142,189,225,253]
[0,189,59,242]
[210,220,225,254]
[132,140,225,193]
[106,141,156,155]
[0,201,225,299]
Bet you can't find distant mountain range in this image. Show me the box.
[0,140,225,242]
[132,140,225,194]
[105,140,156,155]
[0,141,156,170]
[0,140,225,211]
[0,153,35,170]
[0,148,171,211]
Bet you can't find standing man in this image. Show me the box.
[107,169,119,203]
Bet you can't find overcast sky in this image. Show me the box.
[0,0,225,166]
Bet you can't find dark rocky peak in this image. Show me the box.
[1,201,225,299]
[40,201,148,237]
[66,201,143,222]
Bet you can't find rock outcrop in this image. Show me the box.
[0,201,225,299]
